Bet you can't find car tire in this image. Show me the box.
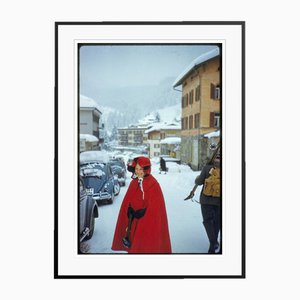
[114,182,120,196]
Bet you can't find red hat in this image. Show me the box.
[127,156,151,175]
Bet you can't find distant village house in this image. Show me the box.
[145,122,181,158]
[117,125,148,147]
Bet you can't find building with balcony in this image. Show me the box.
[117,124,148,147]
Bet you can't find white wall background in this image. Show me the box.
[0,0,298,299]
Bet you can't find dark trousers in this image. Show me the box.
[201,204,221,253]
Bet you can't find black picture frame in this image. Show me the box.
[54,21,245,279]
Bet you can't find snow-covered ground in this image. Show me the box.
[82,154,213,254]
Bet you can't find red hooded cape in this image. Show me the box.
[111,173,172,254]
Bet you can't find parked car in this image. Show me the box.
[109,158,127,186]
[80,161,116,205]
[79,176,99,242]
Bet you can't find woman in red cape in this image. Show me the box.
[111,156,172,254]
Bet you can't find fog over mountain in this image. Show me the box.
[94,76,181,132]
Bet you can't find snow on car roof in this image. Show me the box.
[80,150,110,163]
[80,168,106,177]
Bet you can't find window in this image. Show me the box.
[210,112,220,128]
[154,144,160,148]
[215,86,220,99]
[210,83,220,100]
[182,95,189,108]
[214,113,220,127]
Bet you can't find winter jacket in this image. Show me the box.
[195,164,221,206]
[112,174,172,253]
[160,158,167,171]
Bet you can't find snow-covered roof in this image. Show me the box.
[173,48,220,87]
[80,94,102,114]
[80,134,99,143]
[145,122,181,134]
[160,137,181,145]
[204,130,220,138]
[118,124,149,130]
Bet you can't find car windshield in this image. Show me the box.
[111,165,122,172]
[110,160,124,168]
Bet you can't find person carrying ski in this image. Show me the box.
[185,150,221,254]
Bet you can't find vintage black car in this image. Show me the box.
[109,158,127,186]
[80,161,117,205]
[79,176,99,242]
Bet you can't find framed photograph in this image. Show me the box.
[55,21,245,278]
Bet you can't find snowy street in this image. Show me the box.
[81,157,211,254]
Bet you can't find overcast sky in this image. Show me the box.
[79,44,219,90]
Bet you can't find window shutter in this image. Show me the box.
[210,112,215,127]
[210,83,216,99]
[189,115,193,129]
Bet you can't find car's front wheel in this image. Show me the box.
[114,182,120,195]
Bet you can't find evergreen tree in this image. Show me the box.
[155,112,161,122]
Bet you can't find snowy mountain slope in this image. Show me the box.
[88,77,182,134]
